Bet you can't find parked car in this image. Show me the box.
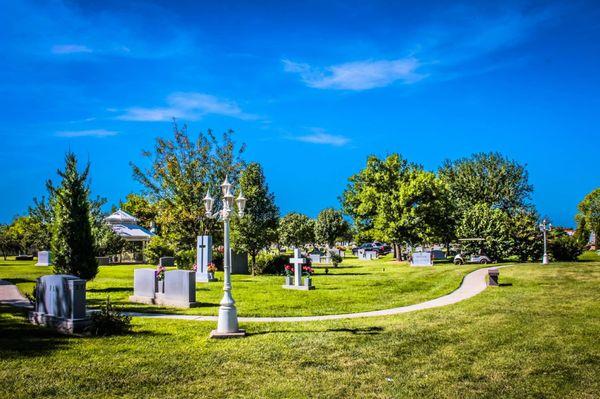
[352,243,380,255]
[453,253,492,265]
[372,242,392,254]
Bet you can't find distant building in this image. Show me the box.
[104,209,155,262]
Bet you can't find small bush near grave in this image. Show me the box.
[88,297,132,336]
[213,247,224,269]
[144,235,175,265]
[175,249,196,269]
[330,252,343,267]
[254,252,289,274]
[550,235,584,261]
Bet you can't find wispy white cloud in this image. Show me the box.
[283,58,424,91]
[284,5,566,90]
[118,92,258,122]
[291,128,350,146]
[55,129,117,138]
[51,44,92,54]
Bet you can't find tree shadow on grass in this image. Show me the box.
[2,278,38,285]
[0,305,172,359]
[248,326,384,337]
[87,287,132,294]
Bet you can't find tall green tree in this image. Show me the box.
[0,224,19,259]
[50,152,98,280]
[314,208,349,248]
[231,163,279,274]
[131,123,245,253]
[27,196,53,250]
[439,152,533,213]
[120,193,158,229]
[341,154,410,241]
[278,213,315,249]
[342,154,451,260]
[576,188,600,247]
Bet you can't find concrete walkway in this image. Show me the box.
[0,279,32,308]
[125,266,505,323]
[0,266,506,323]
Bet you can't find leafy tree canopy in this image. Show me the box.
[278,212,315,248]
[131,122,246,251]
[231,162,279,273]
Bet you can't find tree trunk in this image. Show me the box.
[395,243,403,261]
[251,252,257,276]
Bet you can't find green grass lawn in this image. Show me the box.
[1,261,598,398]
[0,255,492,317]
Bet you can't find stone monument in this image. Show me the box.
[488,268,499,286]
[35,251,51,266]
[357,249,377,260]
[159,256,175,267]
[196,235,213,282]
[282,248,315,290]
[28,274,91,334]
[231,251,249,274]
[130,268,199,308]
[411,251,433,266]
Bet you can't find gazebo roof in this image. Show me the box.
[104,209,155,241]
[109,223,154,241]
[105,209,138,225]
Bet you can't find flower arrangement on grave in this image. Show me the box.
[155,265,166,281]
[207,262,218,273]
[192,263,198,272]
[302,265,314,276]
[284,264,294,277]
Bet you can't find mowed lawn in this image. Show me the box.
[0,261,599,398]
[0,255,491,317]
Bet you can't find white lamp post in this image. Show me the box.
[204,176,247,338]
[539,219,552,265]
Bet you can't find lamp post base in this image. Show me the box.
[210,329,246,339]
[542,254,549,265]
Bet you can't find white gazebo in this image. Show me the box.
[105,209,155,262]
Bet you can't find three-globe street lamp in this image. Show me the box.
[204,176,247,338]
[539,219,552,265]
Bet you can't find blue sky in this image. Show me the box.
[1,0,599,226]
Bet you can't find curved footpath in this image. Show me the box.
[0,266,510,323]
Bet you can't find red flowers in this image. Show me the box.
[302,265,314,276]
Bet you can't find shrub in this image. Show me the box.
[550,235,584,261]
[175,249,196,269]
[144,235,175,265]
[329,251,343,267]
[212,250,224,270]
[254,251,289,275]
[88,297,132,336]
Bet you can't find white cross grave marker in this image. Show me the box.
[289,248,305,287]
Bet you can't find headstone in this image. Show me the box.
[156,270,197,307]
[411,252,433,266]
[35,251,51,266]
[129,268,199,308]
[28,274,91,334]
[196,235,212,282]
[309,254,321,264]
[283,248,315,290]
[231,251,249,274]
[130,268,158,303]
[159,256,175,267]
[96,256,110,265]
[357,249,376,260]
[488,268,499,286]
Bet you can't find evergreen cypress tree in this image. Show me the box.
[50,152,98,280]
